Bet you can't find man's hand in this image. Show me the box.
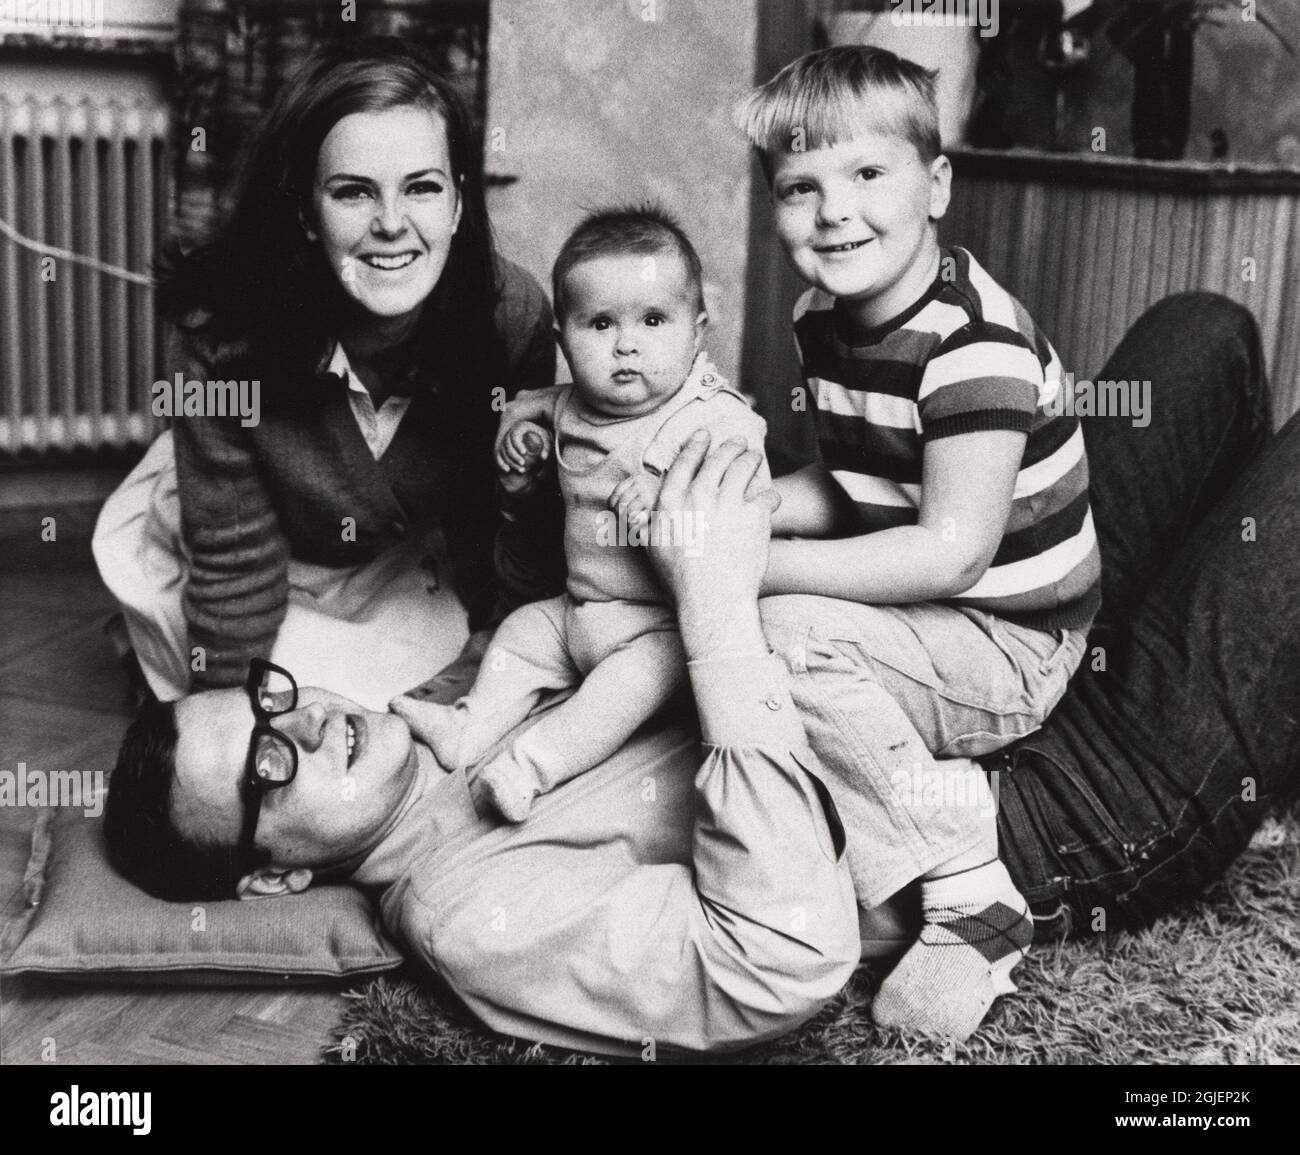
[647,431,778,659]
[607,470,663,533]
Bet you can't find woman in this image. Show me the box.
[94,37,562,708]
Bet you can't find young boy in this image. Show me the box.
[737,46,1101,1039]
[392,205,768,822]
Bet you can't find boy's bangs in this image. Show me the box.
[743,84,926,162]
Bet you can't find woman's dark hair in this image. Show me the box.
[158,35,503,403]
[104,699,267,902]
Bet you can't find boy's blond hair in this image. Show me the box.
[735,45,941,180]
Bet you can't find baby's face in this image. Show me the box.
[558,252,706,418]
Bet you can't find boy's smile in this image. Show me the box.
[770,129,951,332]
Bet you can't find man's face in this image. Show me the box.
[171,688,419,871]
[769,127,950,329]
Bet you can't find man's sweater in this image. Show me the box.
[172,257,561,691]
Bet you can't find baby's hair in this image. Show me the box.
[552,203,705,322]
[735,45,941,181]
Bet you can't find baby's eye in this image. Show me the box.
[591,317,612,331]
[644,313,664,327]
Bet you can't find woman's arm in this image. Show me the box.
[172,406,290,692]
[762,430,1026,603]
[488,260,568,614]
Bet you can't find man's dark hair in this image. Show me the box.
[551,202,705,323]
[104,699,268,902]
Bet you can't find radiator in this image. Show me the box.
[943,151,1300,430]
[0,94,170,454]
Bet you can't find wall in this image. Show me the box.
[482,0,758,384]
[942,152,1300,430]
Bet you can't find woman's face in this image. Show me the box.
[310,105,462,326]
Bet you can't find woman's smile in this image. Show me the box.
[360,251,421,272]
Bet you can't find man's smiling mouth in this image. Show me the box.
[345,715,367,768]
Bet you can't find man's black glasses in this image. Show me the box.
[238,658,299,868]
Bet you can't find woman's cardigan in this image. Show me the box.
[171,257,564,692]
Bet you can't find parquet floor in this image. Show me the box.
[0,478,348,1064]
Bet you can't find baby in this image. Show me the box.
[393,205,768,821]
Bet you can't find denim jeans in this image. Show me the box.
[761,597,1087,907]
[989,293,1300,938]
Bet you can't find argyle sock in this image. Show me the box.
[871,858,1033,1042]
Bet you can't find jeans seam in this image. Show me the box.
[827,636,1046,726]
[788,660,936,861]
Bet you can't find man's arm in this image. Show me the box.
[413,435,859,1055]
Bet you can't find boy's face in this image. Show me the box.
[769,128,951,329]
[558,252,707,418]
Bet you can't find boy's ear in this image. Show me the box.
[236,865,313,901]
[928,155,953,223]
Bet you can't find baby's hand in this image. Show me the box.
[608,470,663,533]
[497,421,553,494]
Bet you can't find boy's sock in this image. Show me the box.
[871,858,1032,1042]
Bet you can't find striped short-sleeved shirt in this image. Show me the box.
[793,246,1100,632]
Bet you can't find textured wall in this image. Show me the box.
[483,0,758,382]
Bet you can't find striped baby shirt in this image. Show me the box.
[792,246,1100,631]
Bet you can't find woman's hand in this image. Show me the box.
[646,431,778,659]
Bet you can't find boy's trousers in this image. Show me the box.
[759,595,1088,908]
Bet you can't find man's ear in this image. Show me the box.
[236,864,313,901]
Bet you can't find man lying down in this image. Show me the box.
[103,435,870,1057]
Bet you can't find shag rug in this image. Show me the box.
[323,805,1300,1065]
